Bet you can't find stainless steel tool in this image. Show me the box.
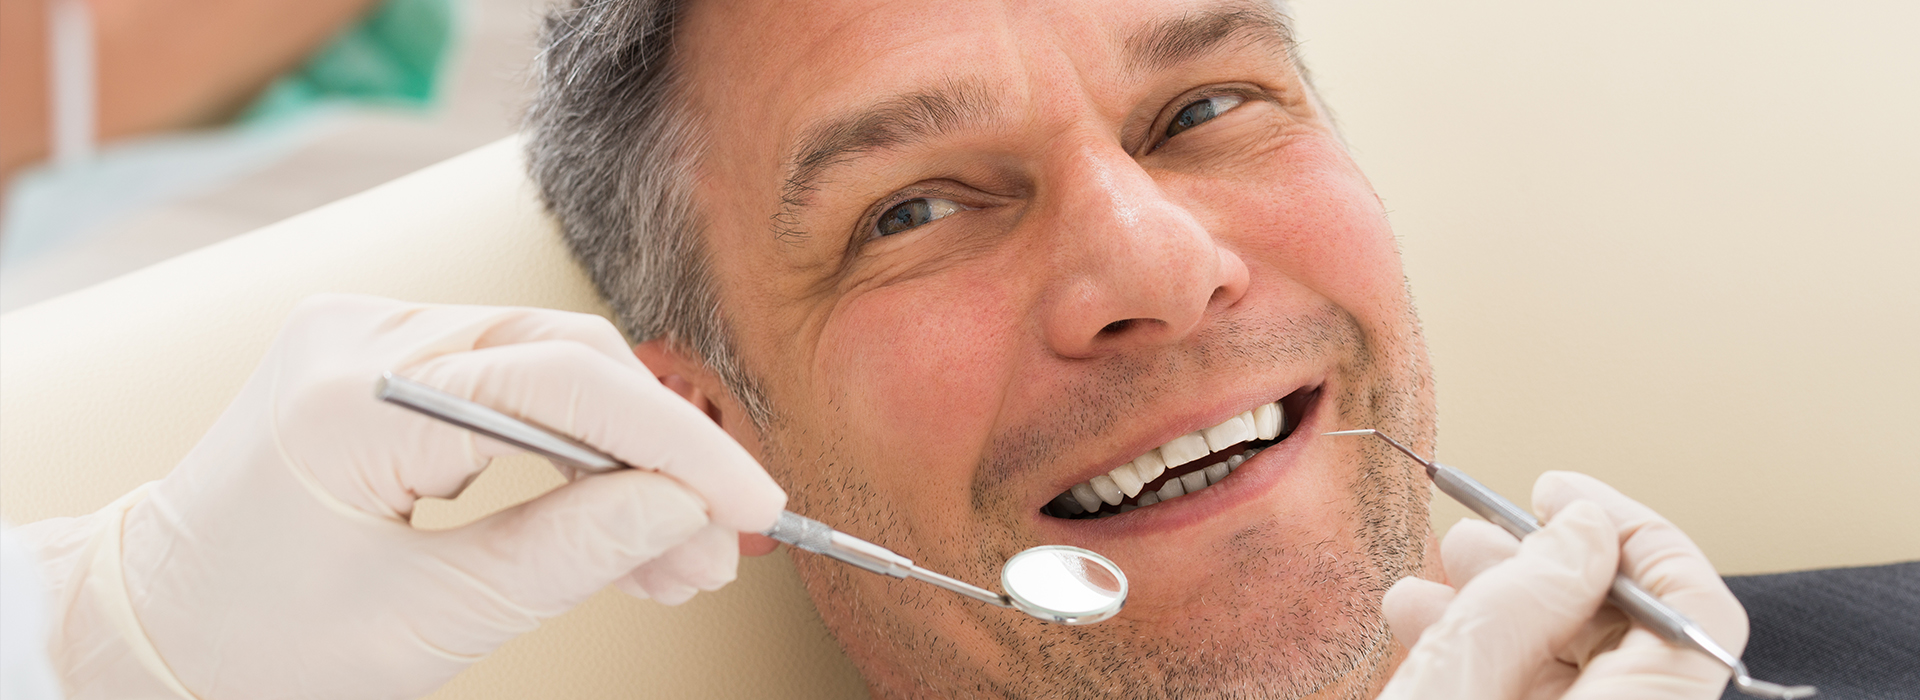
[375,372,1128,625]
[1327,428,1815,700]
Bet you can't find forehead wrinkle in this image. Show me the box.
[1122,0,1297,76]
[774,79,1004,238]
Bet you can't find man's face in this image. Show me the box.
[670,0,1439,696]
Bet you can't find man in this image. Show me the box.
[524,0,1738,697]
[9,0,1764,697]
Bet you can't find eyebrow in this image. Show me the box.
[775,80,1001,239]
[772,2,1298,239]
[1124,1,1297,76]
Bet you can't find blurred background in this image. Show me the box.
[1295,1,1919,573]
[0,0,1914,576]
[0,0,540,310]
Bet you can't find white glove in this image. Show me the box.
[15,294,786,700]
[1378,471,1747,700]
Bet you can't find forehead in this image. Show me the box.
[675,0,1291,193]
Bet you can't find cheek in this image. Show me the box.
[815,270,1021,484]
[1190,136,1405,314]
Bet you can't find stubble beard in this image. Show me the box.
[758,302,1436,700]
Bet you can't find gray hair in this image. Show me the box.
[523,0,774,428]
[524,0,1309,433]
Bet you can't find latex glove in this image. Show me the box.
[15,294,786,700]
[1378,471,1747,700]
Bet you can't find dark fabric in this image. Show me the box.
[1718,561,1920,700]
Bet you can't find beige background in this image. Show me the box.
[1294,1,1920,574]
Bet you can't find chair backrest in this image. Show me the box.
[0,137,869,699]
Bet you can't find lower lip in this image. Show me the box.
[1035,390,1327,539]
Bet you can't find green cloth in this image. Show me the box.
[240,0,460,124]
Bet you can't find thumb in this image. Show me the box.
[441,469,710,618]
[1379,500,1619,700]
[1383,576,1457,649]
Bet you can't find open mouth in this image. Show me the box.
[1043,387,1319,519]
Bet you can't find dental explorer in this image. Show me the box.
[374,372,1128,625]
[1326,428,1816,700]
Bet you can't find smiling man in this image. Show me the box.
[522,1,1706,698]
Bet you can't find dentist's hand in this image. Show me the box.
[1378,472,1747,700]
[21,294,786,700]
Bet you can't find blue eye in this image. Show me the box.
[1165,94,1246,139]
[875,197,966,237]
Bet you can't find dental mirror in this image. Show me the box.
[1000,545,1128,624]
[376,372,1130,626]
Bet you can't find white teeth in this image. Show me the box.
[1053,399,1294,518]
[1131,449,1167,483]
[1089,474,1124,506]
[1160,433,1211,467]
[1204,462,1230,485]
[1108,463,1145,498]
[1203,412,1257,451]
[1253,402,1284,440]
[1118,504,1137,513]
[1071,483,1102,513]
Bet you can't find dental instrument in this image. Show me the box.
[1325,428,1816,700]
[375,372,1129,625]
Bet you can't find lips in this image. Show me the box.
[1044,387,1316,519]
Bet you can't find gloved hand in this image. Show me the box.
[1378,471,1747,700]
[17,294,786,700]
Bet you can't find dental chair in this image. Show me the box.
[0,138,868,699]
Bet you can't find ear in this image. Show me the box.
[631,340,763,458]
[633,339,722,422]
[633,340,780,558]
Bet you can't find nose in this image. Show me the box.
[1037,145,1249,359]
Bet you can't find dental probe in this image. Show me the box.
[373,373,1124,624]
[1325,429,1816,700]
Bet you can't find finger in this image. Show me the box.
[440,469,709,618]
[1382,577,1455,648]
[1378,500,1619,700]
[270,297,646,518]
[467,307,644,373]
[1532,472,1747,653]
[611,524,739,606]
[740,533,780,557]
[404,340,788,532]
[1531,473,1743,699]
[278,295,639,377]
[1557,604,1630,668]
[1440,517,1521,588]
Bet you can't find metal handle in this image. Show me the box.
[1330,430,1814,698]
[375,372,1014,609]
[1433,462,1813,699]
[375,373,620,472]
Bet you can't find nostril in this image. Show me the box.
[1100,319,1133,335]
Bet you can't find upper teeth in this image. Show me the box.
[1056,401,1287,515]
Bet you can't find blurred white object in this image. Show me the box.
[1,523,63,700]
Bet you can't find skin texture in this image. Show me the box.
[636,0,1444,696]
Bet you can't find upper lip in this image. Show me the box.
[1036,376,1322,509]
